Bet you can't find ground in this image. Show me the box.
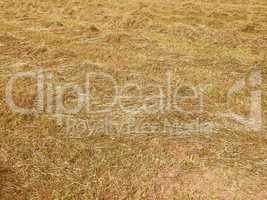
[0,0,267,199]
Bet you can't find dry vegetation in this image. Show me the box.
[0,0,267,199]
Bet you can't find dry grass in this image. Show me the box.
[0,0,267,199]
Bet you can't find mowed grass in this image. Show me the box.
[0,0,267,199]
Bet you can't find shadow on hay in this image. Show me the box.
[0,162,23,200]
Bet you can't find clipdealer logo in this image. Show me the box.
[218,70,263,131]
[4,69,264,133]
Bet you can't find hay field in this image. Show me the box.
[0,0,267,199]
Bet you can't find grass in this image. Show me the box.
[0,0,267,199]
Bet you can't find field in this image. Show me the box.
[0,0,267,199]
